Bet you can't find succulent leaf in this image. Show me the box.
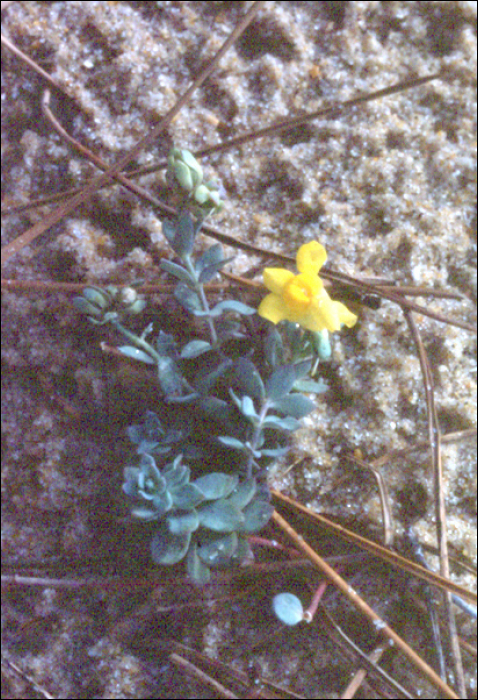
[270,394,315,418]
[194,473,238,500]
[197,500,244,532]
[166,510,200,535]
[171,483,204,510]
[227,479,257,509]
[196,532,238,567]
[272,593,304,626]
[265,364,297,401]
[117,346,155,364]
[151,524,191,565]
[186,543,211,584]
[240,499,274,532]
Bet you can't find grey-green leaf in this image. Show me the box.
[272,593,304,626]
[227,479,256,509]
[264,327,284,368]
[271,394,315,418]
[228,359,265,401]
[292,378,328,394]
[194,473,238,500]
[157,357,183,395]
[186,543,211,584]
[240,499,274,532]
[180,340,212,358]
[197,500,244,532]
[265,364,297,400]
[82,286,110,308]
[117,346,155,364]
[260,445,290,458]
[151,525,191,564]
[196,532,238,567]
[195,244,231,283]
[174,283,202,313]
[262,415,301,431]
[217,435,246,450]
[155,330,177,357]
[166,510,199,535]
[72,296,101,316]
[171,483,204,510]
[171,212,196,258]
[240,395,258,420]
[209,300,256,316]
[160,259,196,286]
[195,243,223,273]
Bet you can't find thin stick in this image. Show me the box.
[344,454,394,547]
[272,509,460,699]
[1,32,66,94]
[272,490,476,605]
[7,89,475,332]
[0,1,266,266]
[404,310,467,697]
[170,653,239,700]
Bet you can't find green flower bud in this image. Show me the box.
[167,148,203,192]
[193,182,224,211]
[118,287,147,315]
[73,285,145,324]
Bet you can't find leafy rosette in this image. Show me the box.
[123,453,273,583]
[122,454,202,521]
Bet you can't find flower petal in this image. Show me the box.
[263,268,295,295]
[257,293,290,324]
[296,241,327,275]
[333,300,358,328]
[303,290,357,332]
[294,272,323,295]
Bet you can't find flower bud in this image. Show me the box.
[118,287,146,315]
[193,182,224,211]
[167,148,203,192]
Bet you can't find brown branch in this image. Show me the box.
[403,310,467,697]
[272,490,476,605]
[0,1,266,266]
[272,509,460,699]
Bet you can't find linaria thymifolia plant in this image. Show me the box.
[73,148,358,588]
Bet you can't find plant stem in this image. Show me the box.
[245,398,271,478]
[111,319,161,363]
[183,254,218,346]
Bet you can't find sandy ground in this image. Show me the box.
[2,2,476,698]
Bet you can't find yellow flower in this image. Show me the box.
[257,241,357,332]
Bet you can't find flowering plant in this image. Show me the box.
[258,240,357,332]
[73,148,358,584]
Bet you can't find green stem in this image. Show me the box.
[245,398,271,479]
[183,254,218,347]
[111,319,161,363]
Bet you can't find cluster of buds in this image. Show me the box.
[167,148,224,212]
[72,285,146,325]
